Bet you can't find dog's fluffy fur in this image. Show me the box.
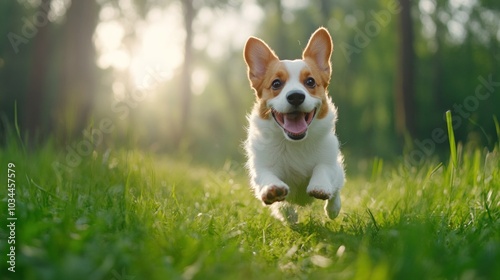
[243,28,345,223]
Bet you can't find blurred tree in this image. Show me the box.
[24,0,52,144]
[413,0,500,151]
[395,0,416,138]
[1,0,499,163]
[273,0,287,57]
[177,0,195,147]
[128,0,244,148]
[56,0,99,141]
[256,0,293,59]
[1,0,101,144]
[431,0,446,116]
[0,1,29,142]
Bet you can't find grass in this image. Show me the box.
[1,130,499,279]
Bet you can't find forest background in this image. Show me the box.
[1,0,499,173]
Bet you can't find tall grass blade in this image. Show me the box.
[13,101,26,153]
[445,110,457,167]
[467,117,492,148]
[494,115,499,150]
[366,208,380,232]
[371,157,383,182]
[425,162,443,180]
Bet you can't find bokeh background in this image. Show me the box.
[1,0,499,172]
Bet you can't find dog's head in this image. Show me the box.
[243,28,333,141]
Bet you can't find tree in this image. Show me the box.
[395,0,416,138]
[23,0,52,144]
[176,0,195,147]
[55,0,100,141]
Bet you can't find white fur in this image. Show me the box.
[245,93,345,223]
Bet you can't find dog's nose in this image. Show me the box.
[286,92,305,106]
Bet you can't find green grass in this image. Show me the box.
[0,134,499,279]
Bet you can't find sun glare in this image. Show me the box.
[94,0,264,98]
[95,4,185,91]
[95,20,130,70]
[129,6,185,88]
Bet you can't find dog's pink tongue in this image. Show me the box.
[283,113,307,134]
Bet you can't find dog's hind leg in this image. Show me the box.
[324,191,341,219]
[270,202,298,224]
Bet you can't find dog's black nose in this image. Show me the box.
[286,92,305,106]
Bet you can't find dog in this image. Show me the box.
[243,27,345,223]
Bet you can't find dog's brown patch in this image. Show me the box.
[308,189,331,200]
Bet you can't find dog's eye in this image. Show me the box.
[271,79,283,90]
[305,77,316,88]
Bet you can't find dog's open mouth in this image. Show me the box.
[271,108,316,140]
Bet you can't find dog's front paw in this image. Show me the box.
[261,185,289,205]
[307,187,333,200]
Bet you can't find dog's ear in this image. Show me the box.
[302,27,333,76]
[244,37,279,92]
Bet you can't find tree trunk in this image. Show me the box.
[319,0,331,23]
[395,0,416,137]
[432,7,444,115]
[56,0,99,142]
[275,0,287,57]
[23,0,52,144]
[176,0,195,147]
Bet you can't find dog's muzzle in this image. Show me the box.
[271,108,316,141]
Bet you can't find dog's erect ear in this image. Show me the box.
[244,37,279,92]
[302,27,333,76]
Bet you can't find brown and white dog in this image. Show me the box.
[243,28,345,223]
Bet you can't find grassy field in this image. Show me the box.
[1,130,499,279]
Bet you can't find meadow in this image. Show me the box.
[2,0,500,279]
[1,119,499,280]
